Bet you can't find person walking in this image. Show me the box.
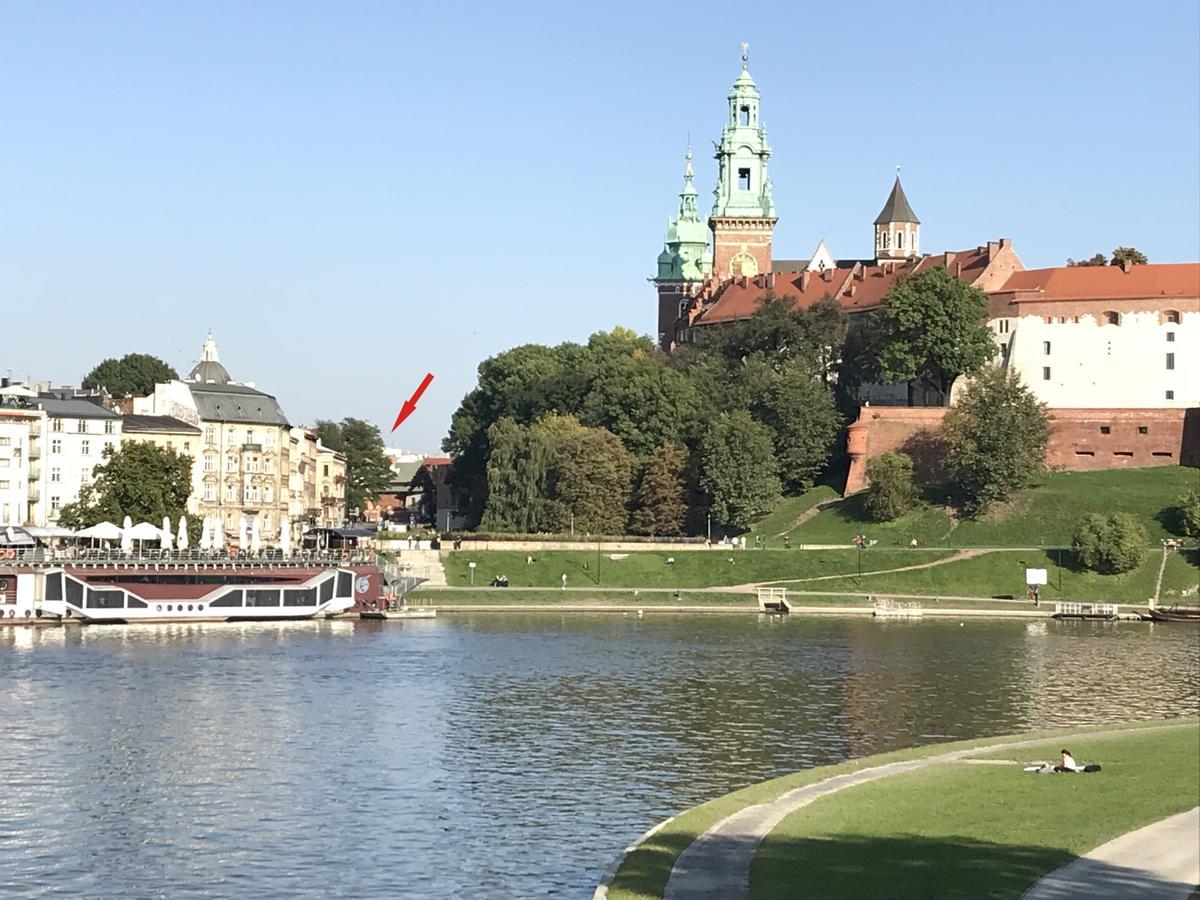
[561,573,567,590]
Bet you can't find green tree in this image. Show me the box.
[479,418,554,532]
[1110,246,1148,267]
[58,442,192,528]
[535,416,634,534]
[864,453,917,522]
[82,353,178,397]
[697,410,781,531]
[1066,253,1107,267]
[755,358,842,494]
[872,266,995,403]
[313,418,392,516]
[1072,513,1149,574]
[629,443,687,536]
[942,367,1051,517]
[580,351,698,457]
[702,294,848,377]
[1171,488,1200,538]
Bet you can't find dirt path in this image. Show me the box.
[772,499,836,538]
[1153,547,1170,606]
[709,547,992,593]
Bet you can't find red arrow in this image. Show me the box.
[392,373,435,431]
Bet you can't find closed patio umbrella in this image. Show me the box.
[161,516,173,551]
[250,515,261,555]
[279,516,291,556]
[121,516,134,554]
[177,516,188,551]
[213,516,225,550]
[238,515,248,552]
[199,516,211,551]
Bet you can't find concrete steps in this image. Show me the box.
[387,548,447,586]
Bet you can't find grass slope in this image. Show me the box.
[751,724,1200,899]
[786,467,1199,548]
[603,719,1195,900]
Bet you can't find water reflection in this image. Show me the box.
[0,615,1195,898]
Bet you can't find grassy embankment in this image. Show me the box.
[604,718,1199,900]
[751,723,1200,899]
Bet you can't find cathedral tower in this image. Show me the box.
[654,149,712,349]
[874,174,920,261]
[709,46,776,279]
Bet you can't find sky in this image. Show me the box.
[2,0,1198,454]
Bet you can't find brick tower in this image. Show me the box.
[709,46,776,279]
[653,149,712,349]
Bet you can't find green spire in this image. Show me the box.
[712,44,774,219]
[656,149,712,283]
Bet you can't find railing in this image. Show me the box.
[873,596,924,618]
[0,547,378,567]
[1054,602,1118,618]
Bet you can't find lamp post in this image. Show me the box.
[707,512,711,543]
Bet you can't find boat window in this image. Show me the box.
[246,589,281,607]
[336,572,352,598]
[319,578,335,604]
[210,591,243,608]
[45,573,63,603]
[65,579,84,607]
[126,596,148,609]
[284,588,316,607]
[86,589,125,609]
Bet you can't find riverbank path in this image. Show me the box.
[662,725,1194,900]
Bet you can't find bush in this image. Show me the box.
[1072,513,1149,574]
[1172,488,1200,538]
[864,453,917,521]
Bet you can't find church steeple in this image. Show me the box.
[654,149,713,349]
[874,172,920,261]
[710,44,777,279]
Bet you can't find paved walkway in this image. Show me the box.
[1022,807,1200,899]
[662,725,1189,900]
[713,548,992,593]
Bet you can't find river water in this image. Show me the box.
[1,615,1196,898]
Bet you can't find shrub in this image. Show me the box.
[1172,488,1200,538]
[1072,513,1149,574]
[864,453,917,521]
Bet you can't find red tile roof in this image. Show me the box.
[422,456,453,468]
[998,263,1200,301]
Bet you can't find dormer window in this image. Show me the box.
[1163,310,1181,324]
[739,105,750,126]
[1102,311,1120,326]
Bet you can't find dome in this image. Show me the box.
[187,332,232,384]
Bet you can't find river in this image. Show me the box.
[1,615,1196,898]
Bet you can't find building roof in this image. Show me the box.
[187,332,232,385]
[121,414,202,434]
[422,456,453,468]
[997,263,1200,302]
[35,397,120,419]
[874,176,920,225]
[188,383,289,426]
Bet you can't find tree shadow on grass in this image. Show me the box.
[750,833,1197,900]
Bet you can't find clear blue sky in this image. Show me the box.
[3,0,1198,453]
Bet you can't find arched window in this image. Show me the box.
[1163,310,1181,324]
[1102,311,1121,326]
[739,105,750,126]
[882,232,891,249]
[896,232,904,249]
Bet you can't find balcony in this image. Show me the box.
[28,488,40,503]
[27,445,41,461]
[29,465,40,482]
[29,423,42,437]
[242,443,262,453]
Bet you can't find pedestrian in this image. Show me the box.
[783,536,790,550]
[561,573,567,590]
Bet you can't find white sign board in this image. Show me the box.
[468,562,476,569]
[1025,568,1048,586]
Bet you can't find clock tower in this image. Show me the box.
[709,46,776,279]
[653,149,712,350]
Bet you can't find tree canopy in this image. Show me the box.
[697,410,781,531]
[314,418,392,515]
[1067,247,1148,267]
[82,353,178,397]
[58,442,192,529]
[871,266,995,403]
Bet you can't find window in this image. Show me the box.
[1137,426,1148,435]
[1166,352,1175,370]
[104,421,114,434]
[246,485,259,502]
[1102,311,1120,325]
[50,467,61,483]
[205,426,216,444]
[323,464,329,477]
[0,459,8,468]
[1074,451,1095,458]
[265,431,275,447]
[1164,310,1181,324]
[76,420,88,433]
[225,485,236,501]
[1043,341,1051,355]
[81,440,90,456]
[0,481,9,489]
[264,484,273,504]
[737,168,751,191]
[264,457,274,475]
[50,495,61,511]
[0,438,9,447]
[896,232,904,249]
[246,428,256,444]
[1042,367,1051,381]
[1166,331,1175,343]
[183,442,190,453]
[247,457,260,473]
[204,484,215,501]
[1100,426,1111,435]
[1166,390,1175,400]
[51,418,63,432]
[80,468,90,484]
[1113,451,1133,458]
[204,454,215,472]
[225,456,237,472]
[739,105,750,126]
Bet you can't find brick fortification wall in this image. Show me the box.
[844,406,1199,494]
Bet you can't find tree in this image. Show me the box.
[697,410,781,531]
[58,442,192,529]
[1066,253,1107,267]
[1110,246,1148,267]
[1171,488,1200,538]
[871,266,995,403]
[535,416,634,534]
[314,418,392,515]
[479,418,554,533]
[629,444,687,536]
[1072,513,1148,574]
[864,453,917,522]
[942,367,1051,516]
[755,358,842,494]
[82,353,178,397]
[580,352,698,457]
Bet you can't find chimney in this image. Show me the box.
[823,268,833,282]
[800,271,810,291]
[848,283,858,297]
[954,261,963,278]
[766,272,776,289]
[1000,237,1012,249]
[1120,258,1134,273]
[987,240,999,256]
[945,251,956,269]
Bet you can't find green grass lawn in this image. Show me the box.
[441,548,954,589]
[751,723,1200,899]
[603,719,1196,900]
[748,486,840,537]
[788,467,1199,548]
[775,547,1199,603]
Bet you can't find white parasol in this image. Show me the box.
[77,521,123,541]
[214,516,225,550]
[279,516,291,556]
[161,516,173,551]
[250,515,261,555]
[177,516,188,551]
[238,515,248,552]
[121,516,134,554]
[199,516,211,551]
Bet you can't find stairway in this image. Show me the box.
[387,548,447,586]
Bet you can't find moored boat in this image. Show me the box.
[1147,606,1200,623]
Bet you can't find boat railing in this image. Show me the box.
[0,546,377,568]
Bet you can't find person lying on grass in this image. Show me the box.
[1024,748,1102,774]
